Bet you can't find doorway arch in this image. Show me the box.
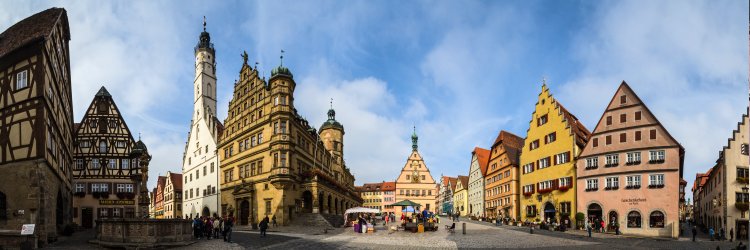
[587,203,603,228]
[608,210,618,231]
[543,202,556,222]
[202,207,210,217]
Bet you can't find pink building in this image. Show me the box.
[576,82,684,238]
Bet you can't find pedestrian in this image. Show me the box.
[193,217,201,239]
[720,227,725,241]
[692,226,697,242]
[223,214,234,243]
[586,220,592,237]
[272,215,277,228]
[205,217,213,240]
[213,216,220,239]
[260,216,269,237]
[730,228,734,242]
[600,220,605,233]
[709,227,715,241]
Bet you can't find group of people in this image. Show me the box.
[702,226,735,242]
[191,214,234,243]
[585,218,617,237]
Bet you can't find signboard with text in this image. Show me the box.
[21,224,35,235]
[99,200,135,205]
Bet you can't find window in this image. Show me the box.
[620,114,627,123]
[108,159,116,169]
[224,170,233,183]
[650,129,656,140]
[196,169,199,179]
[211,163,215,173]
[635,111,642,121]
[742,144,749,155]
[737,192,749,203]
[559,177,572,188]
[625,175,641,189]
[99,141,107,153]
[649,211,664,228]
[627,211,642,228]
[75,159,84,170]
[75,183,85,193]
[526,205,537,217]
[626,152,641,165]
[522,185,534,194]
[203,166,207,176]
[592,138,598,147]
[545,132,556,144]
[586,179,598,191]
[649,174,664,188]
[121,159,129,169]
[620,133,627,143]
[606,135,612,145]
[585,157,599,169]
[522,163,534,174]
[265,200,272,214]
[16,71,28,90]
[538,157,550,169]
[554,152,570,165]
[738,168,749,179]
[92,159,100,169]
[537,115,548,126]
[620,95,626,104]
[80,140,91,148]
[258,133,263,144]
[605,177,619,189]
[649,150,665,163]
[529,140,540,150]
[605,154,619,167]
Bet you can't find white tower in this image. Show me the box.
[182,17,220,218]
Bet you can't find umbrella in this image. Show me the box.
[402,206,415,213]
[392,200,422,218]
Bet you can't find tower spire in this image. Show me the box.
[411,125,418,151]
[280,49,285,66]
[203,16,206,32]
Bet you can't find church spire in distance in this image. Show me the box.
[411,125,418,151]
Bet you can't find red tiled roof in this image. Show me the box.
[448,177,458,192]
[381,181,396,191]
[457,175,469,190]
[473,147,491,176]
[0,8,69,59]
[490,130,524,167]
[169,172,183,191]
[556,102,591,149]
[361,182,383,192]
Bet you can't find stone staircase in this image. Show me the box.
[290,213,343,229]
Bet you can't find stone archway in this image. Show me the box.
[608,210,618,231]
[202,207,210,217]
[302,191,313,213]
[587,203,603,228]
[543,202,556,222]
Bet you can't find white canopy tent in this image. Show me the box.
[343,207,380,222]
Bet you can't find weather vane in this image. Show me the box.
[330,98,333,109]
[203,16,206,32]
[280,49,285,66]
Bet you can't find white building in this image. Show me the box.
[182,18,222,218]
[468,147,489,218]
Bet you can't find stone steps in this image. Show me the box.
[289,213,343,229]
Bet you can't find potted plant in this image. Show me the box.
[575,212,585,230]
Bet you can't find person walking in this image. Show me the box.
[692,226,697,242]
[193,217,201,239]
[720,227,725,241]
[709,227,715,241]
[586,220,592,237]
[260,216,269,237]
[272,215,278,228]
[600,220,605,233]
[223,215,234,243]
[204,218,213,240]
[730,228,734,242]
[213,217,220,239]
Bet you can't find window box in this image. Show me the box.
[604,163,618,168]
[116,192,135,200]
[647,184,664,189]
[558,186,570,192]
[585,166,598,170]
[625,185,641,189]
[523,191,534,197]
[74,192,86,197]
[604,186,619,190]
[92,192,110,199]
[585,188,598,192]
[538,188,552,194]
[625,161,641,166]
[737,177,749,183]
[736,202,749,211]
[648,159,665,164]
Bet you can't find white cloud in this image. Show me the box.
[559,0,748,192]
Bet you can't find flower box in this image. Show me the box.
[74,192,86,198]
[558,186,570,192]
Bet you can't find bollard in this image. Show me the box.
[530,225,534,234]
[462,223,466,235]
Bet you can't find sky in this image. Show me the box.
[1,1,747,197]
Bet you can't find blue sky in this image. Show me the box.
[2,1,747,196]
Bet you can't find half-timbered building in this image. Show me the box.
[72,87,151,227]
[0,8,75,247]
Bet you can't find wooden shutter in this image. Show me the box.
[650,129,656,140]
[620,133,627,143]
[606,135,612,145]
[593,138,598,147]
[531,162,535,171]
[87,183,92,194]
[566,152,571,163]
[635,131,641,141]
[606,116,612,125]
[553,154,558,165]
[635,111,641,120]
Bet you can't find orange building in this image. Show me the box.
[484,131,524,221]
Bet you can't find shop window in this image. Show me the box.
[627,211,641,228]
[649,211,664,228]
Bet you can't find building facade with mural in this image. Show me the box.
[485,130,524,221]
[72,87,151,227]
[218,51,360,227]
[519,83,590,228]
[576,82,684,238]
[394,129,437,217]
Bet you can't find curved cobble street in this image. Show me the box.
[47,217,746,249]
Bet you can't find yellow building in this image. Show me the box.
[453,176,469,217]
[218,54,361,227]
[394,128,437,218]
[519,83,590,227]
[358,183,385,210]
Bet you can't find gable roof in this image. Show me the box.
[361,182,383,192]
[168,172,183,191]
[0,8,69,59]
[473,147,491,176]
[457,175,469,190]
[556,102,591,149]
[490,130,524,166]
[448,177,458,191]
[381,181,396,191]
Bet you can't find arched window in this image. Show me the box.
[649,211,664,228]
[0,192,6,220]
[627,211,641,228]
